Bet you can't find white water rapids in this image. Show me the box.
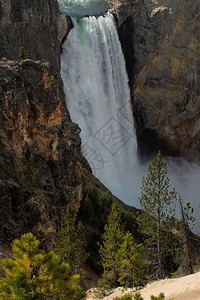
[61,13,138,203]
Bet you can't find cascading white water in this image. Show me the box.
[61,13,138,203]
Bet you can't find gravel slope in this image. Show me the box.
[87,271,200,299]
[140,271,200,300]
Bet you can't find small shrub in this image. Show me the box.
[132,292,174,300]
[193,255,200,273]
[151,293,165,300]
[150,293,174,300]
[18,46,25,62]
[134,292,144,300]
[114,293,133,300]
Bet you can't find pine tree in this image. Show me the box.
[0,233,85,300]
[139,151,177,279]
[178,194,195,275]
[56,204,88,275]
[98,203,125,288]
[117,231,145,287]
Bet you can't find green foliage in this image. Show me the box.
[139,151,177,279]
[99,203,125,288]
[193,255,200,273]
[0,233,85,300]
[56,204,88,275]
[150,293,165,300]
[18,46,25,62]
[117,232,146,287]
[78,187,140,276]
[150,292,174,300]
[78,188,113,231]
[183,202,195,230]
[99,204,145,289]
[178,195,194,275]
[133,292,143,300]
[121,208,139,240]
[112,292,174,300]
[139,151,176,220]
[79,187,139,238]
[114,293,133,300]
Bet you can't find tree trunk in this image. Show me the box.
[157,168,164,279]
[157,210,163,278]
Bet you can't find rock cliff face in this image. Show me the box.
[0,0,60,72]
[0,0,90,249]
[116,0,200,161]
[0,58,87,247]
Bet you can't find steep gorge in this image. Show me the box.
[0,0,130,255]
[0,0,200,258]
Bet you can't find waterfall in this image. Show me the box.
[61,13,139,203]
[60,6,200,233]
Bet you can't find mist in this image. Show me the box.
[120,156,200,235]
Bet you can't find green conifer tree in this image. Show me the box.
[179,195,195,275]
[114,293,133,300]
[56,204,88,275]
[98,203,125,288]
[117,231,145,287]
[0,233,85,300]
[139,151,177,279]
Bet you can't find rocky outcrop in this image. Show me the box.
[117,0,200,161]
[0,58,88,247]
[110,0,139,26]
[58,14,72,44]
[0,0,90,250]
[0,0,60,71]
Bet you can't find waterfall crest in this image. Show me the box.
[61,13,138,203]
[58,0,110,17]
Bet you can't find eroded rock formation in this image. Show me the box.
[0,0,89,250]
[0,58,87,247]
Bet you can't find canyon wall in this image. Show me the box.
[116,0,200,161]
[1,0,200,250]
[0,0,91,249]
[0,0,60,71]
[0,58,88,247]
